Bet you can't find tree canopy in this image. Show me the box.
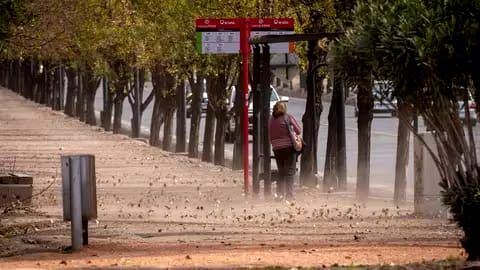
[333,0,480,259]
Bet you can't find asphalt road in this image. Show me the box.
[96,82,479,198]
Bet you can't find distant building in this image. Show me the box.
[270,54,306,98]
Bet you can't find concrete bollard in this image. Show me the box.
[61,155,97,251]
[413,133,448,216]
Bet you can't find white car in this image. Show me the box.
[458,100,477,126]
[355,80,397,117]
[225,85,288,142]
[186,90,208,118]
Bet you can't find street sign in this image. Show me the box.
[196,32,240,54]
[195,18,295,54]
[195,17,295,194]
[250,31,294,53]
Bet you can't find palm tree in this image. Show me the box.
[332,0,379,202]
[335,0,480,259]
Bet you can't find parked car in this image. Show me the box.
[225,85,288,142]
[355,80,397,117]
[186,90,208,118]
[458,100,477,126]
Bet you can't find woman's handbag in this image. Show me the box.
[284,115,303,152]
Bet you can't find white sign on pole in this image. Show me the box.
[250,31,294,53]
[196,31,294,54]
[202,32,240,43]
[202,42,240,54]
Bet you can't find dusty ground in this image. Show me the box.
[0,88,464,269]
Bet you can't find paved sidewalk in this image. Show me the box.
[0,88,462,268]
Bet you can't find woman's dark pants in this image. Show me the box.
[273,147,296,199]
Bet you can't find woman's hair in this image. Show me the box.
[272,101,287,118]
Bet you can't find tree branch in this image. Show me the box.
[141,90,155,112]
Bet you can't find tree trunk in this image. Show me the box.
[23,59,34,100]
[2,60,8,86]
[214,110,227,166]
[21,60,26,99]
[300,41,323,187]
[150,87,163,146]
[207,70,230,166]
[85,90,96,126]
[131,104,140,137]
[52,62,64,111]
[32,62,42,103]
[150,64,164,146]
[113,93,124,134]
[20,60,26,96]
[232,62,244,170]
[11,60,16,92]
[202,104,215,163]
[150,102,164,146]
[5,60,12,89]
[41,62,51,106]
[176,81,187,152]
[20,60,26,97]
[48,64,56,110]
[64,67,77,117]
[0,61,5,86]
[13,60,19,93]
[323,86,338,191]
[17,60,22,93]
[12,60,20,93]
[163,108,175,151]
[336,80,347,191]
[3,60,10,87]
[130,68,144,138]
[356,80,374,202]
[394,101,413,205]
[0,60,5,86]
[45,66,50,106]
[7,60,14,90]
[59,64,65,110]
[473,76,480,121]
[76,70,85,121]
[150,63,175,147]
[108,59,131,132]
[102,81,114,131]
[188,76,203,158]
[83,65,99,126]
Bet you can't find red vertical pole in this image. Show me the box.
[240,19,251,194]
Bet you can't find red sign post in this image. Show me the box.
[240,20,251,194]
[196,18,294,194]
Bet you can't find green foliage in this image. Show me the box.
[0,0,27,54]
[334,0,480,113]
[334,0,480,259]
[442,181,480,260]
[276,0,337,70]
[2,0,352,83]
[0,0,16,44]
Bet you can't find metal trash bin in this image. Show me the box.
[61,155,97,221]
[61,154,97,251]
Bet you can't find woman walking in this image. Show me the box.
[269,101,301,200]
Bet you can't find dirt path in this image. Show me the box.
[0,88,463,269]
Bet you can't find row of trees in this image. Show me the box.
[333,0,480,260]
[0,0,353,187]
[1,0,478,260]
[1,0,459,211]
[0,1,259,163]
[0,0,427,209]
